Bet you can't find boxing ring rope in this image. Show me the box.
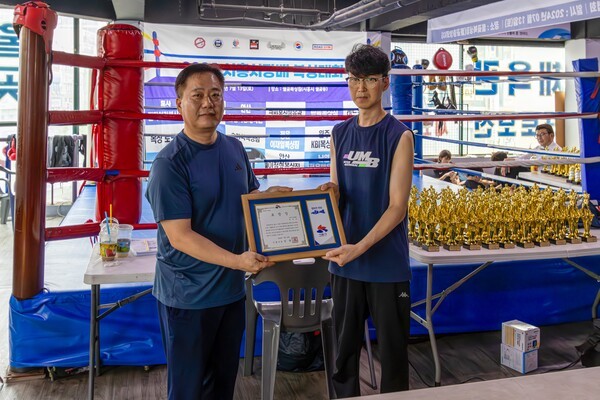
[49,110,599,124]
[414,134,582,158]
[52,49,600,80]
[414,157,600,171]
[13,3,600,299]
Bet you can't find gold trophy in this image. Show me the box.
[566,207,582,244]
[444,214,462,251]
[534,215,551,247]
[500,203,516,249]
[408,185,420,244]
[463,211,482,250]
[574,164,581,185]
[421,206,440,252]
[580,193,597,243]
[414,207,426,247]
[515,194,535,248]
[517,217,535,248]
[549,192,567,245]
[482,203,500,250]
[565,191,582,244]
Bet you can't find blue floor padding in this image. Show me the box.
[8,174,600,368]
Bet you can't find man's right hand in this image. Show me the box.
[236,251,274,273]
[319,182,339,200]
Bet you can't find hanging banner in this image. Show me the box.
[486,23,570,40]
[427,0,595,43]
[143,23,367,168]
[0,14,19,141]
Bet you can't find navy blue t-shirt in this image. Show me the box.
[329,114,412,283]
[145,131,259,309]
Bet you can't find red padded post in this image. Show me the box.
[95,24,143,224]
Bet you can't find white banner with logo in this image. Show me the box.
[143,23,368,168]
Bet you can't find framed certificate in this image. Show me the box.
[242,188,346,261]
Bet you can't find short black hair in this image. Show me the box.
[175,63,225,98]
[438,149,452,162]
[345,44,391,77]
[536,123,554,135]
[491,151,508,162]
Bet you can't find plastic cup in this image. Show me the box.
[116,224,133,258]
[99,218,119,261]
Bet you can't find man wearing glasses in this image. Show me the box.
[320,44,414,396]
[498,124,562,176]
[519,123,562,161]
[533,123,562,152]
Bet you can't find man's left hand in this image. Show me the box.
[323,244,363,267]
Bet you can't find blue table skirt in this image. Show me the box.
[9,255,600,368]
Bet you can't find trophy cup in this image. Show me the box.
[566,207,582,244]
[566,192,582,244]
[408,204,418,245]
[567,165,575,183]
[497,203,515,249]
[574,164,582,185]
[496,211,511,249]
[549,193,567,245]
[538,220,552,247]
[580,193,597,242]
[408,186,418,243]
[580,208,598,242]
[517,219,535,248]
[551,212,567,245]
[553,156,561,177]
[482,207,500,250]
[516,200,535,248]
[421,207,440,252]
[414,207,426,247]
[463,224,481,250]
[463,214,482,251]
[444,216,462,251]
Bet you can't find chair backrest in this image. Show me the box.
[0,166,15,228]
[252,258,331,332]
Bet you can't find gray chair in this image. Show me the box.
[0,166,15,228]
[244,258,377,399]
[249,258,335,400]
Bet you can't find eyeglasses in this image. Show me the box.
[345,76,387,88]
[535,131,549,138]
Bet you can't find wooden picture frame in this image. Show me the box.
[241,188,346,261]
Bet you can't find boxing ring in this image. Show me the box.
[7,1,600,391]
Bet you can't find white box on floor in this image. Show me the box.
[501,343,538,373]
[502,319,540,352]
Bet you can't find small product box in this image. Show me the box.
[501,343,538,373]
[502,320,540,352]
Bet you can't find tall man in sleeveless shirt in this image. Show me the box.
[321,45,415,396]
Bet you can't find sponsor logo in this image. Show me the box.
[343,151,380,168]
[213,39,223,48]
[194,37,206,49]
[250,39,259,50]
[312,43,333,50]
[232,38,240,48]
[294,41,303,50]
[398,292,409,298]
[234,163,242,171]
[267,41,286,50]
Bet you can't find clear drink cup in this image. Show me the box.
[116,224,133,258]
[99,218,119,261]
